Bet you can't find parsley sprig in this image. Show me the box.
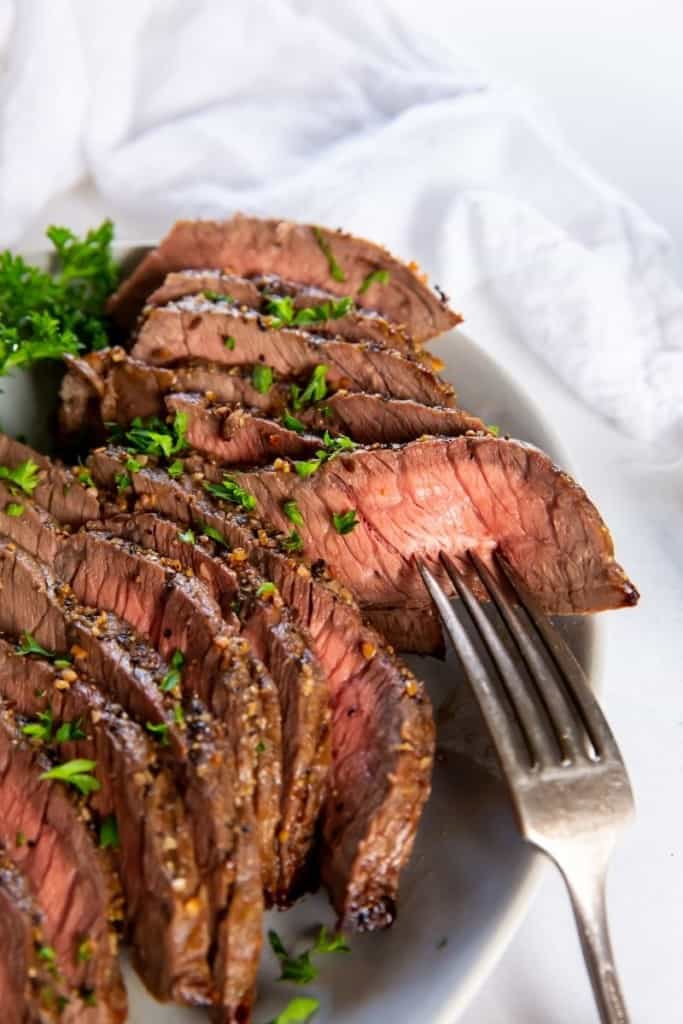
[203,474,256,511]
[290,366,328,412]
[269,924,350,985]
[0,459,40,495]
[264,294,353,329]
[109,411,188,460]
[40,759,100,796]
[293,431,357,478]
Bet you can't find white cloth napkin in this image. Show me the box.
[0,0,681,446]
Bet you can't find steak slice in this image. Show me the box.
[0,434,100,526]
[166,393,320,465]
[89,447,435,931]
[130,298,455,407]
[226,435,638,647]
[146,269,418,353]
[0,636,211,1006]
[0,532,261,1021]
[106,215,461,342]
[0,700,127,1022]
[52,529,283,903]
[99,511,331,903]
[0,848,71,1023]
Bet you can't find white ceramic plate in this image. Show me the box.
[1,245,599,1024]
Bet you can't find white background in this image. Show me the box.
[16,2,683,1022]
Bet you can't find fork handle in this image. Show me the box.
[559,858,630,1024]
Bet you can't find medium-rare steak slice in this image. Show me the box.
[130,297,455,407]
[89,447,435,931]
[53,528,282,902]
[99,511,331,903]
[0,636,211,1006]
[0,848,71,1023]
[0,701,127,1022]
[146,269,419,353]
[0,434,100,526]
[107,215,461,341]
[226,435,638,648]
[0,533,262,1021]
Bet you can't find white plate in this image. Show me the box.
[0,245,600,1024]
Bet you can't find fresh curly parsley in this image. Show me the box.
[111,411,188,460]
[0,458,40,495]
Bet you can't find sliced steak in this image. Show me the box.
[106,215,461,341]
[130,298,455,407]
[98,511,331,902]
[166,393,320,465]
[0,636,211,1006]
[89,447,435,931]
[0,848,70,1023]
[226,436,638,648]
[146,269,420,354]
[0,701,127,1021]
[0,435,100,526]
[0,533,261,1022]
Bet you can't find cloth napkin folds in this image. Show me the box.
[0,0,680,446]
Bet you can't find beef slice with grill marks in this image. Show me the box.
[99,510,331,902]
[107,215,460,342]
[130,298,455,407]
[0,701,127,1022]
[0,847,74,1023]
[0,533,261,1022]
[89,448,435,931]
[52,529,282,903]
[0,636,212,1005]
[226,436,638,647]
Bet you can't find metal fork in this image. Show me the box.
[418,550,634,1024]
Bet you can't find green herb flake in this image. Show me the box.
[40,759,100,796]
[22,709,54,743]
[293,296,354,325]
[5,501,24,517]
[291,365,328,411]
[313,226,346,282]
[114,410,188,460]
[114,472,131,493]
[178,527,196,545]
[223,335,236,350]
[312,925,351,954]
[146,721,170,746]
[263,294,295,328]
[99,814,119,850]
[199,522,229,547]
[358,268,390,295]
[53,658,73,670]
[74,464,94,489]
[332,509,359,535]
[203,475,256,511]
[281,530,304,553]
[77,939,93,963]
[256,581,277,599]
[281,409,306,433]
[125,456,142,474]
[267,996,320,1024]
[203,290,234,304]
[293,458,321,478]
[54,719,86,745]
[167,458,184,478]
[0,458,40,495]
[283,500,304,527]
[252,363,274,395]
[15,830,26,847]
[487,423,501,436]
[38,945,57,965]
[268,930,316,985]
[17,632,53,659]
[173,702,185,726]
[256,740,266,754]
[160,649,185,693]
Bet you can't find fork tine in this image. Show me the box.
[468,550,590,763]
[417,559,530,775]
[494,553,622,761]
[438,553,558,768]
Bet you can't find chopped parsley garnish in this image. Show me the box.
[312,925,351,954]
[74,464,94,489]
[146,721,170,746]
[160,649,184,693]
[332,509,359,535]
[203,474,256,511]
[252,363,274,395]
[17,632,53,658]
[281,409,306,433]
[77,939,93,963]
[290,365,328,411]
[203,290,233,303]
[264,294,353,328]
[281,530,303,553]
[199,522,229,547]
[264,294,295,328]
[178,527,196,545]
[293,430,357,477]
[358,268,390,295]
[114,472,131,493]
[487,423,500,436]
[110,410,188,460]
[40,759,100,796]
[256,740,267,753]
[15,831,26,847]
[0,220,118,376]
[293,459,320,478]
[5,501,24,516]
[223,335,236,350]
[313,226,346,282]
[54,719,86,744]
[167,458,184,478]
[283,500,304,527]
[22,709,54,743]
[256,581,277,598]
[267,997,320,1024]
[0,458,40,495]
[99,815,119,850]
[173,702,185,726]
[38,945,57,965]
[268,925,350,987]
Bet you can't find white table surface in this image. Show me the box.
[17,12,683,1009]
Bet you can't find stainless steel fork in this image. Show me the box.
[418,551,634,1024]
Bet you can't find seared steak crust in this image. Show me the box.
[107,215,460,341]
